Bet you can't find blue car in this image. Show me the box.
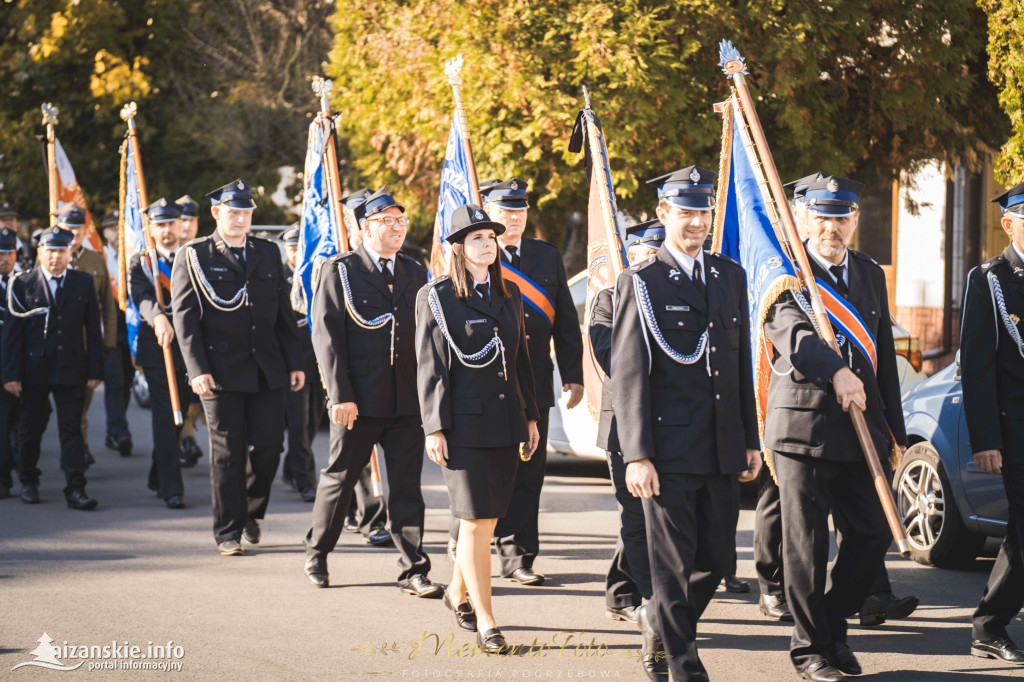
[898,352,1009,567]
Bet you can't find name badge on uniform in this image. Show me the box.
[466,318,487,325]
[210,266,228,272]
[665,305,690,312]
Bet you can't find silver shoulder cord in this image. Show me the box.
[632,273,710,375]
[6,273,50,337]
[427,285,506,379]
[336,261,395,365]
[987,271,1024,360]
[185,245,248,316]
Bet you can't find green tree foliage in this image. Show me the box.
[979,0,1024,183]
[0,0,333,234]
[331,0,1005,255]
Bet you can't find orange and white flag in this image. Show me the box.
[53,138,103,251]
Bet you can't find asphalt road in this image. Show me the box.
[1,387,1021,680]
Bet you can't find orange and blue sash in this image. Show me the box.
[156,257,172,293]
[500,261,555,327]
[813,276,877,373]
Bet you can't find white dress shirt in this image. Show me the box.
[665,242,705,282]
[808,245,850,288]
[363,243,394,277]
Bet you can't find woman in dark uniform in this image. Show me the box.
[416,204,540,654]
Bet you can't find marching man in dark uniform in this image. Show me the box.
[129,199,191,509]
[960,181,1024,666]
[475,177,583,586]
[0,227,22,499]
[763,175,907,682]
[171,179,303,556]
[591,220,664,626]
[3,227,104,509]
[280,225,322,503]
[302,187,441,598]
[174,194,204,467]
[612,167,761,681]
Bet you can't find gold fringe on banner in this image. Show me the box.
[710,94,735,253]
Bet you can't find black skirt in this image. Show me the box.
[443,445,519,520]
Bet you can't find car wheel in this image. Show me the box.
[132,371,151,409]
[895,442,985,567]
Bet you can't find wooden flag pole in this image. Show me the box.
[312,77,349,253]
[445,55,482,205]
[581,88,624,278]
[120,102,183,427]
[42,104,59,223]
[719,43,909,555]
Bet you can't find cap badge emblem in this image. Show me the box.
[510,180,518,190]
[689,168,701,184]
[158,198,167,207]
[827,178,839,193]
[474,210,484,220]
[237,180,245,190]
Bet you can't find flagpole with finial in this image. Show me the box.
[41,104,59,223]
[580,87,624,278]
[718,41,909,555]
[312,76,350,253]
[120,102,183,427]
[445,55,482,205]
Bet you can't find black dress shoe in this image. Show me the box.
[366,528,393,546]
[723,575,750,593]
[859,592,919,626]
[83,449,95,468]
[606,605,640,624]
[177,448,196,468]
[181,436,202,461]
[833,643,861,676]
[476,628,511,655]
[638,605,668,680]
[116,435,133,457]
[971,637,1024,664]
[443,586,477,631]
[242,518,261,544]
[299,486,316,502]
[760,593,794,621]
[66,489,98,510]
[801,661,846,682]
[0,482,10,499]
[509,567,546,586]
[304,555,329,588]
[21,486,40,504]
[343,514,359,533]
[399,574,443,599]
[165,495,185,509]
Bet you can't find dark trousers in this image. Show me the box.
[142,365,189,500]
[0,390,20,488]
[283,357,325,491]
[493,407,549,576]
[643,472,739,682]
[18,384,88,495]
[104,330,133,439]
[350,463,388,535]
[304,415,430,582]
[775,452,890,672]
[201,388,285,543]
[973,449,1024,641]
[606,450,652,606]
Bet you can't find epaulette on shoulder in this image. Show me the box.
[707,251,741,268]
[526,236,557,251]
[981,253,1006,272]
[426,275,450,288]
[629,255,657,273]
[189,234,214,247]
[849,249,879,267]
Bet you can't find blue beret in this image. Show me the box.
[992,180,1024,217]
[804,176,864,217]
[625,219,665,249]
[56,205,87,229]
[647,166,716,211]
[206,178,256,210]
[144,198,182,223]
[480,177,529,210]
[38,227,74,249]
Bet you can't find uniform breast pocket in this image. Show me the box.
[352,291,383,316]
[257,266,278,281]
[207,269,236,283]
[723,311,742,349]
[660,310,702,349]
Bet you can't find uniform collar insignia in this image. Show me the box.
[710,266,719,278]
[668,267,681,281]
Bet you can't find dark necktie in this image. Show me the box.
[829,264,849,296]
[692,261,706,297]
[379,257,394,286]
[230,246,245,265]
[507,245,520,270]
[476,282,490,305]
[53,275,64,306]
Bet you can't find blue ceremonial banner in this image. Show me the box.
[120,143,146,359]
[294,120,341,327]
[717,103,800,441]
[429,115,472,278]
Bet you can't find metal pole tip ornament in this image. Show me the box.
[119,102,138,122]
[717,40,747,76]
[445,54,464,85]
[41,103,59,126]
[582,85,591,109]
[312,76,333,98]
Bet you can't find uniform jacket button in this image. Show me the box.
[711,346,716,353]
[716,394,720,400]
[678,322,684,327]
[493,326,499,333]
[498,372,503,378]
[709,322,714,328]
[714,370,719,376]
[525,312,530,318]
[525,334,531,340]
[498,394,505,400]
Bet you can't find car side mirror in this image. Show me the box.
[954,349,961,382]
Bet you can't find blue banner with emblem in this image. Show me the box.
[429,115,473,278]
[294,120,341,328]
[119,141,146,359]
